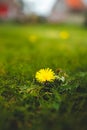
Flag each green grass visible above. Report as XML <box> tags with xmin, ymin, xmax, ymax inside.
<box><xmin>0</xmin><ymin>23</ymin><xmax>87</xmax><ymax>130</ymax></box>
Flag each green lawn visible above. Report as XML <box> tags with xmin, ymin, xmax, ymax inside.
<box><xmin>0</xmin><ymin>23</ymin><xmax>87</xmax><ymax>130</ymax></box>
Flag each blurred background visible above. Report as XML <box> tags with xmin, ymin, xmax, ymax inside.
<box><xmin>0</xmin><ymin>0</ymin><xmax>87</xmax><ymax>25</ymax></box>
<box><xmin>0</xmin><ymin>1</ymin><xmax>87</xmax><ymax>130</ymax></box>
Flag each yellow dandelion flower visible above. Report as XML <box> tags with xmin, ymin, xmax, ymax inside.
<box><xmin>59</xmin><ymin>31</ymin><xmax>69</xmax><ymax>39</ymax></box>
<box><xmin>35</xmin><ymin>68</ymin><xmax>56</xmax><ymax>83</ymax></box>
<box><xmin>29</xmin><ymin>35</ymin><xmax>37</xmax><ymax>42</ymax></box>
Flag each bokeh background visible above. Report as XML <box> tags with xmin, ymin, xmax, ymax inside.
<box><xmin>0</xmin><ymin>0</ymin><xmax>87</xmax><ymax>130</ymax></box>
<box><xmin>0</xmin><ymin>0</ymin><xmax>87</xmax><ymax>24</ymax></box>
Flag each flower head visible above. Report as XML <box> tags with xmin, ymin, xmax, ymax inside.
<box><xmin>60</xmin><ymin>31</ymin><xmax>69</xmax><ymax>39</ymax></box>
<box><xmin>35</xmin><ymin>68</ymin><xmax>56</xmax><ymax>83</ymax></box>
<box><xmin>29</xmin><ymin>35</ymin><xmax>37</xmax><ymax>42</ymax></box>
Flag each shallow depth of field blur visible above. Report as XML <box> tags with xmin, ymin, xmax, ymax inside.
<box><xmin>0</xmin><ymin>0</ymin><xmax>87</xmax><ymax>130</ymax></box>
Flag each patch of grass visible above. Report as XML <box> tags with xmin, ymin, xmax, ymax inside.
<box><xmin>0</xmin><ymin>23</ymin><xmax>87</xmax><ymax>130</ymax></box>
